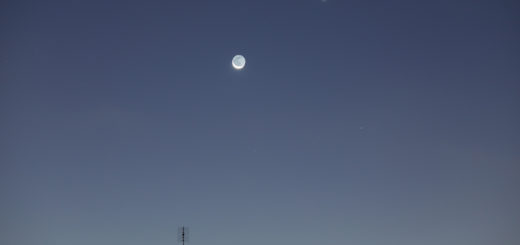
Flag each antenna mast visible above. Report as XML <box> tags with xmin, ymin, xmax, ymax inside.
<box><xmin>178</xmin><ymin>226</ymin><xmax>189</xmax><ymax>245</ymax></box>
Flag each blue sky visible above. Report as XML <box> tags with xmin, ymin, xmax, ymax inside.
<box><xmin>1</xmin><ymin>0</ymin><xmax>519</xmax><ymax>244</ymax></box>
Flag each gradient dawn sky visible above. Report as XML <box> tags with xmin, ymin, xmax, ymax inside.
<box><xmin>1</xmin><ymin>0</ymin><xmax>519</xmax><ymax>244</ymax></box>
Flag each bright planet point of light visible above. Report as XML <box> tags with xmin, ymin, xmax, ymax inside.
<box><xmin>232</xmin><ymin>55</ymin><xmax>246</xmax><ymax>70</ymax></box>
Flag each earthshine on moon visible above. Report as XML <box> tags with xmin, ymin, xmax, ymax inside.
<box><xmin>232</xmin><ymin>55</ymin><xmax>246</xmax><ymax>70</ymax></box>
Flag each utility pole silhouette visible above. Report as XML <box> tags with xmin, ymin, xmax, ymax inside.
<box><xmin>177</xmin><ymin>226</ymin><xmax>189</xmax><ymax>245</ymax></box>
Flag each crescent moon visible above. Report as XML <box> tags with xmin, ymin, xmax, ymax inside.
<box><xmin>232</xmin><ymin>55</ymin><xmax>246</xmax><ymax>70</ymax></box>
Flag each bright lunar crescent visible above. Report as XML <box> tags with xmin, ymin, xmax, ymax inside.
<box><xmin>232</xmin><ymin>55</ymin><xmax>246</xmax><ymax>70</ymax></box>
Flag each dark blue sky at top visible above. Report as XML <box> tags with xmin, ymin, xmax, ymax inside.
<box><xmin>1</xmin><ymin>0</ymin><xmax>519</xmax><ymax>244</ymax></box>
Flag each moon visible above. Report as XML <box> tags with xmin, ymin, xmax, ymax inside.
<box><xmin>232</xmin><ymin>55</ymin><xmax>246</xmax><ymax>70</ymax></box>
